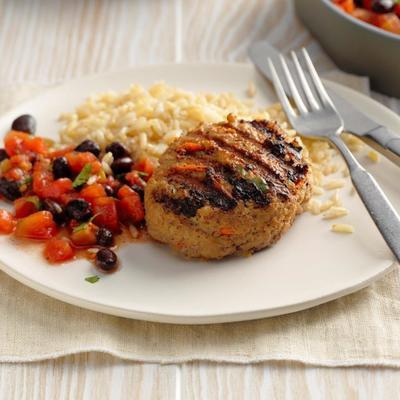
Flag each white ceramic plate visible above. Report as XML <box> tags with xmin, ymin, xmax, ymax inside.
<box><xmin>0</xmin><ymin>64</ymin><xmax>398</xmax><ymax>324</ymax></box>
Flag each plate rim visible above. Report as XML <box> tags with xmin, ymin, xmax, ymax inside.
<box><xmin>0</xmin><ymin>62</ymin><xmax>399</xmax><ymax>324</ymax></box>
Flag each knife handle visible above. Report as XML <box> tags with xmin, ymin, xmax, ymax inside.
<box><xmin>360</xmin><ymin>126</ymin><xmax>400</xmax><ymax>167</ymax></box>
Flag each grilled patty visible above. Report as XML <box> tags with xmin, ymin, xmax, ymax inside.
<box><xmin>145</xmin><ymin>114</ymin><xmax>312</xmax><ymax>259</ymax></box>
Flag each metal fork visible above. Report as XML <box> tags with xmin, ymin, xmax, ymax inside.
<box><xmin>268</xmin><ymin>49</ymin><xmax>400</xmax><ymax>262</ymax></box>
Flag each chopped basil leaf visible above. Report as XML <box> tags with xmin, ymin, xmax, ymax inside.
<box><xmin>251</xmin><ymin>176</ymin><xmax>268</xmax><ymax>193</ymax></box>
<box><xmin>73</xmin><ymin>164</ymin><xmax>92</xmax><ymax>188</ymax></box>
<box><xmin>85</xmin><ymin>275</ymin><xmax>100</xmax><ymax>284</ymax></box>
<box><xmin>137</xmin><ymin>171</ymin><xmax>148</xmax><ymax>177</ymax></box>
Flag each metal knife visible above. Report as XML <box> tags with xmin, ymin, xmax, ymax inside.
<box><xmin>249</xmin><ymin>41</ymin><xmax>400</xmax><ymax>166</ymax></box>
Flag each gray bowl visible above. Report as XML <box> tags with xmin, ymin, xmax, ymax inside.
<box><xmin>295</xmin><ymin>0</ymin><xmax>400</xmax><ymax>98</ymax></box>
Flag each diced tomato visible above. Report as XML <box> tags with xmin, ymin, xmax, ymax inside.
<box><xmin>118</xmin><ymin>192</ymin><xmax>144</xmax><ymax>225</ymax></box>
<box><xmin>124</xmin><ymin>171</ymin><xmax>146</xmax><ymax>188</ymax></box>
<box><xmin>4</xmin><ymin>130</ymin><xmax>48</xmax><ymax>156</ymax></box>
<box><xmin>395</xmin><ymin>4</ymin><xmax>400</xmax><ymax>18</ymax></box>
<box><xmin>117</xmin><ymin>185</ymin><xmax>136</xmax><ymax>199</ymax></box>
<box><xmin>44</xmin><ymin>237</ymin><xmax>75</xmax><ymax>263</ymax></box>
<box><xmin>14</xmin><ymin>196</ymin><xmax>40</xmax><ymax>218</ymax></box>
<box><xmin>361</xmin><ymin>0</ymin><xmax>373</xmax><ymax>10</ymax></box>
<box><xmin>32</xmin><ymin>157</ymin><xmax>73</xmax><ymax>199</ymax></box>
<box><xmin>9</xmin><ymin>154</ymin><xmax>32</xmax><ymax>172</ymax></box>
<box><xmin>70</xmin><ymin>222</ymin><xmax>98</xmax><ymax>247</ymax></box>
<box><xmin>0</xmin><ymin>209</ymin><xmax>16</xmax><ymax>234</ymax></box>
<box><xmin>133</xmin><ymin>157</ymin><xmax>154</xmax><ymax>181</ymax></box>
<box><xmin>48</xmin><ymin>145</ymin><xmax>75</xmax><ymax>159</ymax></box>
<box><xmin>35</xmin><ymin>177</ymin><xmax>73</xmax><ymax>200</ymax></box>
<box><xmin>333</xmin><ymin>0</ymin><xmax>355</xmax><ymax>13</ymax></box>
<box><xmin>29</xmin><ymin>137</ymin><xmax>48</xmax><ymax>154</ymax></box>
<box><xmin>65</xmin><ymin>151</ymin><xmax>102</xmax><ymax>174</ymax></box>
<box><xmin>352</xmin><ymin>7</ymin><xmax>375</xmax><ymax>23</ymax></box>
<box><xmin>80</xmin><ymin>184</ymin><xmax>106</xmax><ymax>203</ymax></box>
<box><xmin>92</xmin><ymin>196</ymin><xmax>120</xmax><ymax>232</ymax></box>
<box><xmin>373</xmin><ymin>13</ymin><xmax>400</xmax><ymax>34</ymax></box>
<box><xmin>4</xmin><ymin>167</ymin><xmax>25</xmax><ymax>181</ymax></box>
<box><xmin>15</xmin><ymin>211</ymin><xmax>57</xmax><ymax>240</ymax></box>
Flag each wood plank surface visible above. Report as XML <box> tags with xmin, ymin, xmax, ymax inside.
<box><xmin>0</xmin><ymin>0</ymin><xmax>399</xmax><ymax>399</ymax></box>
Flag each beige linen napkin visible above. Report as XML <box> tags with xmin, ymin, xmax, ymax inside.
<box><xmin>1</xmin><ymin>75</ymin><xmax>400</xmax><ymax>366</ymax></box>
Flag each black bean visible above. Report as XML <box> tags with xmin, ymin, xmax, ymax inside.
<box><xmin>130</xmin><ymin>184</ymin><xmax>144</xmax><ymax>201</ymax></box>
<box><xmin>105</xmin><ymin>142</ymin><xmax>131</xmax><ymax>159</ymax></box>
<box><xmin>0</xmin><ymin>178</ymin><xmax>21</xmax><ymax>201</ymax></box>
<box><xmin>96</xmin><ymin>228</ymin><xmax>114</xmax><ymax>247</ymax></box>
<box><xmin>95</xmin><ymin>248</ymin><xmax>118</xmax><ymax>272</ymax></box>
<box><xmin>371</xmin><ymin>0</ymin><xmax>394</xmax><ymax>13</ymax></box>
<box><xmin>11</xmin><ymin>114</ymin><xmax>36</xmax><ymax>134</ymax></box>
<box><xmin>42</xmin><ymin>199</ymin><xmax>67</xmax><ymax>225</ymax></box>
<box><xmin>111</xmin><ymin>157</ymin><xmax>134</xmax><ymax>175</ymax></box>
<box><xmin>65</xmin><ymin>199</ymin><xmax>92</xmax><ymax>222</ymax></box>
<box><xmin>104</xmin><ymin>184</ymin><xmax>115</xmax><ymax>197</ymax></box>
<box><xmin>52</xmin><ymin>157</ymin><xmax>71</xmax><ymax>179</ymax></box>
<box><xmin>75</xmin><ymin>140</ymin><xmax>101</xmax><ymax>157</ymax></box>
<box><xmin>0</xmin><ymin>149</ymin><xmax>9</xmax><ymax>163</ymax></box>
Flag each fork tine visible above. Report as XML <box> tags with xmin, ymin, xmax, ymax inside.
<box><xmin>279</xmin><ymin>55</ymin><xmax>308</xmax><ymax>115</ymax></box>
<box><xmin>267</xmin><ymin>58</ymin><xmax>296</xmax><ymax>119</ymax></box>
<box><xmin>301</xmin><ymin>48</ymin><xmax>332</xmax><ymax>107</ymax></box>
<box><xmin>290</xmin><ymin>51</ymin><xmax>320</xmax><ymax>111</ymax></box>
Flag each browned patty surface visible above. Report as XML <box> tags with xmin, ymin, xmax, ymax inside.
<box><xmin>145</xmin><ymin>115</ymin><xmax>312</xmax><ymax>259</ymax></box>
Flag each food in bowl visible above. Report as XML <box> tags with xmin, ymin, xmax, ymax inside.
<box><xmin>333</xmin><ymin>0</ymin><xmax>400</xmax><ymax>34</ymax></box>
<box><xmin>145</xmin><ymin>115</ymin><xmax>312</xmax><ymax>259</ymax></box>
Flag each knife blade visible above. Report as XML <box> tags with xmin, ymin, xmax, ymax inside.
<box><xmin>248</xmin><ymin>41</ymin><xmax>400</xmax><ymax>166</ymax></box>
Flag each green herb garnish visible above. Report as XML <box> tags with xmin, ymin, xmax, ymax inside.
<box><xmin>20</xmin><ymin>176</ymin><xmax>33</xmax><ymax>186</ymax></box>
<box><xmin>85</xmin><ymin>275</ymin><xmax>100</xmax><ymax>284</ymax></box>
<box><xmin>24</xmin><ymin>196</ymin><xmax>41</xmax><ymax>210</ymax></box>
<box><xmin>73</xmin><ymin>164</ymin><xmax>92</xmax><ymax>188</ymax></box>
<box><xmin>137</xmin><ymin>171</ymin><xmax>148</xmax><ymax>177</ymax></box>
<box><xmin>72</xmin><ymin>213</ymin><xmax>100</xmax><ymax>233</ymax></box>
<box><xmin>251</xmin><ymin>176</ymin><xmax>268</xmax><ymax>193</ymax></box>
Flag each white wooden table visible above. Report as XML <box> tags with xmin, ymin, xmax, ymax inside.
<box><xmin>1</xmin><ymin>1</ymin><xmax>399</xmax><ymax>398</ymax></box>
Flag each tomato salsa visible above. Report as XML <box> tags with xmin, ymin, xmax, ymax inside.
<box><xmin>0</xmin><ymin>114</ymin><xmax>154</xmax><ymax>274</ymax></box>
<box><xmin>333</xmin><ymin>0</ymin><xmax>400</xmax><ymax>34</ymax></box>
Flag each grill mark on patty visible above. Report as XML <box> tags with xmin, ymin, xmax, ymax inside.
<box><xmin>192</xmin><ymin>128</ymin><xmax>293</xmax><ymax>196</ymax></box>
<box><xmin>154</xmin><ymin>119</ymin><xmax>309</xmax><ymax>218</ymax></box>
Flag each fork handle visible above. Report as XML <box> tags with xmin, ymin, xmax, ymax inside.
<box><xmin>330</xmin><ymin>134</ymin><xmax>400</xmax><ymax>262</ymax></box>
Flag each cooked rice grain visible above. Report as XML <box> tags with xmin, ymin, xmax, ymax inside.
<box><xmin>331</xmin><ymin>224</ymin><xmax>354</xmax><ymax>234</ymax></box>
